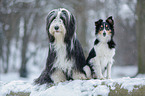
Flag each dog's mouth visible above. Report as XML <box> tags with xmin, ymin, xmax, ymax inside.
<box><xmin>56</xmin><ymin>30</ymin><xmax>59</xmax><ymax>33</ymax></box>
<box><xmin>52</xmin><ymin>30</ymin><xmax>62</xmax><ymax>35</ymax></box>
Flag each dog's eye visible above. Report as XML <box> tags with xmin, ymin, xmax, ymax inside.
<box><xmin>105</xmin><ymin>26</ymin><xmax>109</xmax><ymax>30</ymax></box>
<box><xmin>100</xmin><ymin>25</ymin><xmax>104</xmax><ymax>30</ymax></box>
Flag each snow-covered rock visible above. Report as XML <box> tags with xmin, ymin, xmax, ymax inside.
<box><xmin>1</xmin><ymin>77</ymin><xmax>145</xmax><ymax>96</ymax></box>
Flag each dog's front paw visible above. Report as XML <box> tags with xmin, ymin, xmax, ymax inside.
<box><xmin>100</xmin><ymin>77</ymin><xmax>105</xmax><ymax>80</ymax></box>
<box><xmin>53</xmin><ymin>78</ymin><xmax>66</xmax><ymax>84</ymax></box>
<box><xmin>98</xmin><ymin>75</ymin><xmax>105</xmax><ymax>80</ymax></box>
<box><xmin>106</xmin><ymin>76</ymin><xmax>111</xmax><ymax>79</ymax></box>
<box><xmin>80</xmin><ymin>75</ymin><xmax>87</xmax><ymax>80</ymax></box>
<box><xmin>83</xmin><ymin>65</ymin><xmax>92</xmax><ymax>79</ymax></box>
<box><xmin>72</xmin><ymin>71</ymin><xmax>87</xmax><ymax>80</ymax></box>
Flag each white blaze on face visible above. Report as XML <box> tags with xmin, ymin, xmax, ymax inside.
<box><xmin>49</xmin><ymin>9</ymin><xmax>66</xmax><ymax>43</ymax></box>
<box><xmin>97</xmin><ymin>23</ymin><xmax>112</xmax><ymax>42</ymax></box>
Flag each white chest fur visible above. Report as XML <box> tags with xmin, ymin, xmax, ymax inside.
<box><xmin>53</xmin><ymin>41</ymin><xmax>74</xmax><ymax>76</ymax></box>
<box><xmin>94</xmin><ymin>43</ymin><xmax>115</xmax><ymax>58</ymax></box>
<box><xmin>92</xmin><ymin>42</ymin><xmax>115</xmax><ymax>70</ymax></box>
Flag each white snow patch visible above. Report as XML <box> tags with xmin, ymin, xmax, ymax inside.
<box><xmin>136</xmin><ymin>74</ymin><xmax>145</xmax><ymax>78</ymax></box>
<box><xmin>1</xmin><ymin>78</ymin><xmax>145</xmax><ymax>96</ymax></box>
<box><xmin>91</xmin><ymin>85</ymin><xmax>109</xmax><ymax>96</ymax></box>
<box><xmin>112</xmin><ymin>66</ymin><xmax>138</xmax><ymax>78</ymax></box>
<box><xmin>30</xmin><ymin>80</ymin><xmax>108</xmax><ymax>96</ymax></box>
<box><xmin>1</xmin><ymin>80</ymin><xmax>32</xmax><ymax>96</ymax></box>
<box><xmin>119</xmin><ymin>4</ymin><xmax>133</xmax><ymax>20</ymax></box>
<box><xmin>111</xmin><ymin>77</ymin><xmax>145</xmax><ymax>92</ymax></box>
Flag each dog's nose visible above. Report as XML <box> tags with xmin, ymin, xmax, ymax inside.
<box><xmin>54</xmin><ymin>26</ymin><xmax>59</xmax><ymax>30</ymax></box>
<box><xmin>103</xmin><ymin>32</ymin><xmax>106</xmax><ymax>37</ymax></box>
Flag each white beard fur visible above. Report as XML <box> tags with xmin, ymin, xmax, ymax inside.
<box><xmin>52</xmin><ymin>33</ymin><xmax>74</xmax><ymax>76</ymax></box>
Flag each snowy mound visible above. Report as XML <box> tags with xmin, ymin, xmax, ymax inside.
<box><xmin>1</xmin><ymin>77</ymin><xmax>145</xmax><ymax>96</ymax></box>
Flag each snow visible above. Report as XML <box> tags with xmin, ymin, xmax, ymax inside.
<box><xmin>1</xmin><ymin>80</ymin><xmax>32</xmax><ymax>96</ymax></box>
<box><xmin>0</xmin><ymin>64</ymin><xmax>144</xmax><ymax>96</ymax></box>
<box><xmin>119</xmin><ymin>4</ymin><xmax>133</xmax><ymax>20</ymax></box>
<box><xmin>104</xmin><ymin>77</ymin><xmax>145</xmax><ymax>92</ymax></box>
<box><xmin>1</xmin><ymin>65</ymin><xmax>143</xmax><ymax>95</ymax></box>
<box><xmin>1</xmin><ymin>78</ymin><xmax>145</xmax><ymax>96</ymax></box>
<box><xmin>91</xmin><ymin>85</ymin><xmax>109</xmax><ymax>96</ymax></box>
<box><xmin>111</xmin><ymin>66</ymin><xmax>138</xmax><ymax>78</ymax></box>
<box><xmin>0</xmin><ymin>79</ymin><xmax>111</xmax><ymax>96</ymax></box>
<box><xmin>136</xmin><ymin>74</ymin><xmax>145</xmax><ymax>78</ymax></box>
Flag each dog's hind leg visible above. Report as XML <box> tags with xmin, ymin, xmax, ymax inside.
<box><xmin>50</xmin><ymin>69</ymin><xmax>66</xmax><ymax>84</ymax></box>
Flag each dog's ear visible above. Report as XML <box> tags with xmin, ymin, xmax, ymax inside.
<box><xmin>95</xmin><ymin>19</ymin><xmax>103</xmax><ymax>35</ymax></box>
<box><xmin>64</xmin><ymin>13</ymin><xmax>76</xmax><ymax>43</ymax></box>
<box><xmin>46</xmin><ymin>11</ymin><xmax>56</xmax><ymax>43</ymax></box>
<box><xmin>106</xmin><ymin>16</ymin><xmax>114</xmax><ymax>26</ymax></box>
<box><xmin>95</xmin><ymin>19</ymin><xmax>103</xmax><ymax>26</ymax></box>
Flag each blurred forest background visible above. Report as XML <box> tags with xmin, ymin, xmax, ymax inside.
<box><xmin>0</xmin><ymin>0</ymin><xmax>145</xmax><ymax>79</ymax></box>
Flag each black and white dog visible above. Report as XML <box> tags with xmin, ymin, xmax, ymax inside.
<box><xmin>35</xmin><ymin>8</ymin><xmax>90</xmax><ymax>84</ymax></box>
<box><xmin>86</xmin><ymin>16</ymin><xmax>115</xmax><ymax>79</ymax></box>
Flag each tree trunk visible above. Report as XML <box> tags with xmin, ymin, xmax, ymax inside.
<box><xmin>136</xmin><ymin>0</ymin><xmax>145</xmax><ymax>74</ymax></box>
<box><xmin>20</xmin><ymin>18</ymin><xmax>29</xmax><ymax>78</ymax></box>
<box><xmin>74</xmin><ymin>0</ymin><xmax>88</xmax><ymax>57</ymax></box>
<box><xmin>20</xmin><ymin>14</ymin><xmax>35</xmax><ymax>77</ymax></box>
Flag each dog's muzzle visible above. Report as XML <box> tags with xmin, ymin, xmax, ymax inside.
<box><xmin>54</xmin><ymin>26</ymin><xmax>59</xmax><ymax>30</ymax></box>
<box><xmin>103</xmin><ymin>32</ymin><xmax>106</xmax><ymax>37</ymax></box>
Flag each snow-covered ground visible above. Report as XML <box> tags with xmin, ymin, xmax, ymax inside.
<box><xmin>1</xmin><ymin>65</ymin><xmax>145</xmax><ymax>96</ymax></box>
<box><xmin>0</xmin><ymin>65</ymin><xmax>142</xmax><ymax>83</ymax></box>
<box><xmin>1</xmin><ymin>77</ymin><xmax>145</xmax><ymax>96</ymax></box>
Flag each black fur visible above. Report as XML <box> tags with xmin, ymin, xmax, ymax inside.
<box><xmin>34</xmin><ymin>8</ymin><xmax>86</xmax><ymax>85</ymax></box>
<box><xmin>94</xmin><ymin>39</ymin><xmax>100</xmax><ymax>45</ymax></box>
<box><xmin>86</xmin><ymin>39</ymin><xmax>99</xmax><ymax>63</ymax></box>
<box><xmin>64</xmin><ymin>13</ymin><xmax>76</xmax><ymax>43</ymax></box>
<box><xmin>46</xmin><ymin>10</ymin><xmax>57</xmax><ymax>43</ymax></box>
<box><xmin>74</xmin><ymin>39</ymin><xmax>86</xmax><ymax>73</ymax></box>
<box><xmin>107</xmin><ymin>39</ymin><xmax>116</xmax><ymax>49</ymax></box>
<box><xmin>95</xmin><ymin>19</ymin><xmax>103</xmax><ymax>35</ymax></box>
<box><xmin>86</xmin><ymin>48</ymin><xmax>96</xmax><ymax>74</ymax></box>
